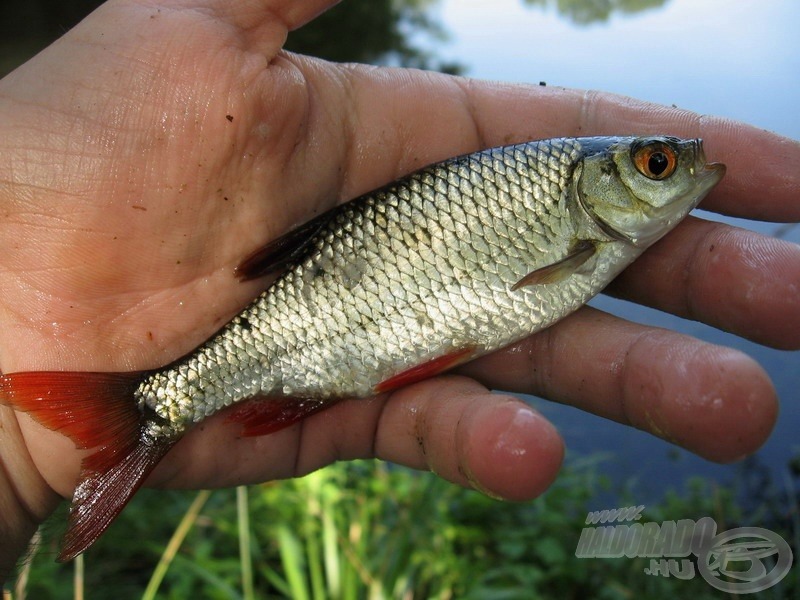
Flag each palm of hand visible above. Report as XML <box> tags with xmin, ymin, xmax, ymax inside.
<box><xmin>1</xmin><ymin>5</ymin><xmax>317</xmax><ymax>364</ymax></box>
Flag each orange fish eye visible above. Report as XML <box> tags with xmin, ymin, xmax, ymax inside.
<box><xmin>632</xmin><ymin>141</ymin><xmax>677</xmax><ymax>180</ymax></box>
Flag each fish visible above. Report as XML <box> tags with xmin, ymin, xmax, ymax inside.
<box><xmin>0</xmin><ymin>135</ymin><xmax>725</xmax><ymax>560</ymax></box>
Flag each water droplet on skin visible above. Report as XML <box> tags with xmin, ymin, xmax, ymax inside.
<box><xmin>253</xmin><ymin>122</ymin><xmax>270</xmax><ymax>139</ymax></box>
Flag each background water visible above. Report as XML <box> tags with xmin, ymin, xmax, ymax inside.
<box><xmin>1</xmin><ymin>0</ymin><xmax>798</xmax><ymax>504</ymax></box>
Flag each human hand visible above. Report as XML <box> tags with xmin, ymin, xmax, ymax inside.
<box><xmin>1</xmin><ymin>0</ymin><xmax>798</xmax><ymax>573</ymax></box>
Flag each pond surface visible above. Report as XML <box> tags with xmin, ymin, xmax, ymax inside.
<box><xmin>421</xmin><ymin>0</ymin><xmax>799</xmax><ymax>502</ymax></box>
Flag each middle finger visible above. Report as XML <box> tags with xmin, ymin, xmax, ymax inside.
<box><xmin>608</xmin><ymin>216</ymin><xmax>800</xmax><ymax>350</ymax></box>
<box><xmin>458</xmin><ymin>306</ymin><xmax>778</xmax><ymax>463</ymax></box>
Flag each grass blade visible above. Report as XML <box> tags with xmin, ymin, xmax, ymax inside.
<box><xmin>321</xmin><ymin>507</ymin><xmax>340</xmax><ymax>598</ymax></box>
<box><xmin>237</xmin><ymin>486</ymin><xmax>255</xmax><ymax>600</ymax></box>
<box><xmin>169</xmin><ymin>553</ymin><xmax>243</xmax><ymax>599</ymax></box>
<box><xmin>73</xmin><ymin>553</ymin><xmax>84</xmax><ymax>600</ymax></box>
<box><xmin>142</xmin><ymin>489</ymin><xmax>212</xmax><ymax>600</ymax></box>
<box><xmin>12</xmin><ymin>529</ymin><xmax>41</xmax><ymax>600</ymax></box>
<box><xmin>277</xmin><ymin>524</ymin><xmax>309</xmax><ymax>600</ymax></box>
<box><xmin>304</xmin><ymin>518</ymin><xmax>324</xmax><ymax>600</ymax></box>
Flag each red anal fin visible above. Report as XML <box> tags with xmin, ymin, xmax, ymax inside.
<box><xmin>235</xmin><ymin>209</ymin><xmax>335</xmax><ymax>281</ymax></box>
<box><xmin>0</xmin><ymin>370</ymin><xmax>177</xmax><ymax>562</ymax></box>
<box><xmin>374</xmin><ymin>347</ymin><xmax>476</xmax><ymax>394</ymax></box>
<box><xmin>225</xmin><ymin>396</ymin><xmax>332</xmax><ymax>437</ymax></box>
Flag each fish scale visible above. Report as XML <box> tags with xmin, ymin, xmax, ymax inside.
<box><xmin>0</xmin><ymin>135</ymin><xmax>725</xmax><ymax>561</ymax></box>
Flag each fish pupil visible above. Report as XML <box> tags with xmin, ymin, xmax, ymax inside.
<box><xmin>648</xmin><ymin>152</ymin><xmax>669</xmax><ymax>176</ymax></box>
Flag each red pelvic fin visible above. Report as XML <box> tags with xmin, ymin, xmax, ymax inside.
<box><xmin>374</xmin><ymin>347</ymin><xmax>476</xmax><ymax>394</ymax></box>
<box><xmin>235</xmin><ymin>209</ymin><xmax>334</xmax><ymax>281</ymax></box>
<box><xmin>225</xmin><ymin>396</ymin><xmax>331</xmax><ymax>437</ymax></box>
<box><xmin>0</xmin><ymin>370</ymin><xmax>175</xmax><ymax>562</ymax></box>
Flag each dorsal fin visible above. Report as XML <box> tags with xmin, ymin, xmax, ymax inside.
<box><xmin>235</xmin><ymin>209</ymin><xmax>334</xmax><ymax>281</ymax></box>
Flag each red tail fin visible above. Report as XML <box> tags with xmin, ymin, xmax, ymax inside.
<box><xmin>0</xmin><ymin>371</ymin><xmax>175</xmax><ymax>561</ymax></box>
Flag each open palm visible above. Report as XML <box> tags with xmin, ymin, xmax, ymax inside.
<box><xmin>1</xmin><ymin>0</ymin><xmax>799</xmax><ymax>571</ymax></box>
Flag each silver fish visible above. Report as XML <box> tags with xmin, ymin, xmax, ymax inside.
<box><xmin>0</xmin><ymin>135</ymin><xmax>724</xmax><ymax>560</ymax></box>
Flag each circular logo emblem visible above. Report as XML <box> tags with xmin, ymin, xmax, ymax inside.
<box><xmin>697</xmin><ymin>527</ymin><xmax>793</xmax><ymax>594</ymax></box>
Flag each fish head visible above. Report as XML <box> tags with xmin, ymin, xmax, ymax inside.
<box><xmin>576</xmin><ymin>136</ymin><xmax>725</xmax><ymax>247</ymax></box>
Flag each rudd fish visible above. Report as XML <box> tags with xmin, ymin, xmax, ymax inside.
<box><xmin>0</xmin><ymin>135</ymin><xmax>724</xmax><ymax>560</ymax></box>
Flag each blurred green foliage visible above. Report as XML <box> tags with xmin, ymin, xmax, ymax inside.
<box><xmin>282</xmin><ymin>0</ymin><xmax>461</xmax><ymax>73</ymax></box>
<box><xmin>13</xmin><ymin>455</ymin><xmax>799</xmax><ymax>599</ymax></box>
<box><xmin>521</xmin><ymin>0</ymin><xmax>669</xmax><ymax>25</ymax></box>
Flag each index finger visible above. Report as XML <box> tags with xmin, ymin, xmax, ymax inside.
<box><xmin>309</xmin><ymin>65</ymin><xmax>799</xmax><ymax>222</ymax></box>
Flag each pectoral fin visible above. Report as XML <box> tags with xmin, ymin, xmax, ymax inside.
<box><xmin>511</xmin><ymin>240</ymin><xmax>596</xmax><ymax>290</ymax></box>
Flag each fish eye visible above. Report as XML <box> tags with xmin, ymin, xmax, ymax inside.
<box><xmin>632</xmin><ymin>141</ymin><xmax>677</xmax><ymax>180</ymax></box>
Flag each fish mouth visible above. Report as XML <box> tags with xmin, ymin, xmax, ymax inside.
<box><xmin>689</xmin><ymin>157</ymin><xmax>726</xmax><ymax>209</ymax></box>
<box><xmin>692</xmin><ymin>138</ymin><xmax>726</xmax><ymax>190</ymax></box>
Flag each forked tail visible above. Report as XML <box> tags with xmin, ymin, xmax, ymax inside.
<box><xmin>0</xmin><ymin>371</ymin><xmax>175</xmax><ymax>561</ymax></box>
